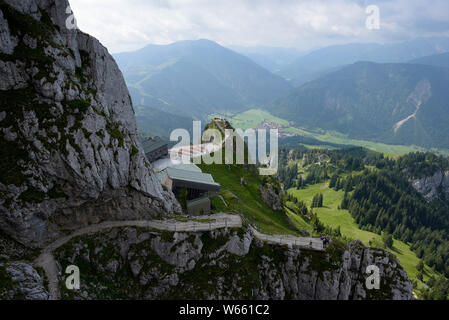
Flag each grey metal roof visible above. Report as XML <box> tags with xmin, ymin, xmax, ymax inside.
<box><xmin>171</xmin><ymin>163</ymin><xmax>202</xmax><ymax>173</ymax></box>
<box><xmin>142</xmin><ymin>137</ymin><xmax>168</xmax><ymax>154</ymax></box>
<box><xmin>166</xmin><ymin>167</ymin><xmax>220</xmax><ymax>192</ymax></box>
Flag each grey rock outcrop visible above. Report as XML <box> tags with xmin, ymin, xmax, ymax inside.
<box><xmin>259</xmin><ymin>185</ymin><xmax>282</xmax><ymax>211</ymax></box>
<box><xmin>0</xmin><ymin>261</ymin><xmax>50</xmax><ymax>300</ymax></box>
<box><xmin>411</xmin><ymin>170</ymin><xmax>449</xmax><ymax>201</ymax></box>
<box><xmin>0</xmin><ymin>0</ymin><xmax>181</xmax><ymax>247</ymax></box>
<box><xmin>54</xmin><ymin>227</ymin><xmax>414</xmax><ymax>300</ymax></box>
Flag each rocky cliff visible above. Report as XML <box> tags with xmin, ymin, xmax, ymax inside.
<box><xmin>0</xmin><ymin>0</ymin><xmax>181</xmax><ymax>247</ymax></box>
<box><xmin>259</xmin><ymin>185</ymin><xmax>282</xmax><ymax>211</ymax></box>
<box><xmin>411</xmin><ymin>170</ymin><xmax>449</xmax><ymax>202</ymax></box>
<box><xmin>50</xmin><ymin>226</ymin><xmax>413</xmax><ymax>300</ymax></box>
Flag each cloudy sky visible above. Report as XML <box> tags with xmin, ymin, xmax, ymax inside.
<box><xmin>69</xmin><ymin>0</ymin><xmax>449</xmax><ymax>53</ymax></box>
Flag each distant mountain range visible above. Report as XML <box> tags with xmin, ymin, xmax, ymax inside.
<box><xmin>114</xmin><ymin>40</ymin><xmax>292</xmax><ymax>121</ymax></box>
<box><xmin>410</xmin><ymin>52</ymin><xmax>449</xmax><ymax>69</ymax></box>
<box><xmin>270</xmin><ymin>60</ymin><xmax>449</xmax><ymax>149</ymax></box>
<box><xmin>277</xmin><ymin>37</ymin><xmax>449</xmax><ymax>86</ymax></box>
<box><xmin>115</xmin><ymin>38</ymin><xmax>449</xmax><ymax>150</ymax></box>
<box><xmin>228</xmin><ymin>45</ymin><xmax>304</xmax><ymax>73</ymax></box>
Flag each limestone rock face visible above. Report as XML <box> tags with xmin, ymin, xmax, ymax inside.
<box><xmin>259</xmin><ymin>185</ymin><xmax>282</xmax><ymax>211</ymax></box>
<box><xmin>0</xmin><ymin>0</ymin><xmax>181</xmax><ymax>247</ymax></box>
<box><xmin>411</xmin><ymin>170</ymin><xmax>449</xmax><ymax>202</ymax></box>
<box><xmin>54</xmin><ymin>228</ymin><xmax>414</xmax><ymax>300</ymax></box>
<box><xmin>0</xmin><ymin>261</ymin><xmax>50</xmax><ymax>300</ymax></box>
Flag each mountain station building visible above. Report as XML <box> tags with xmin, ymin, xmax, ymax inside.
<box><xmin>157</xmin><ymin>163</ymin><xmax>221</xmax><ymax>215</ymax></box>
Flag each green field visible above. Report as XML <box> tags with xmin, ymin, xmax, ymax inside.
<box><xmin>284</xmin><ymin>127</ymin><xmax>429</xmax><ymax>156</ymax></box>
<box><xmin>229</xmin><ymin>109</ymin><xmax>290</xmax><ymax>130</ymax></box>
<box><xmin>288</xmin><ymin>182</ymin><xmax>440</xmax><ymax>288</ymax></box>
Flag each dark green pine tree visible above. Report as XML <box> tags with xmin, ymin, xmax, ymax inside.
<box><xmin>296</xmin><ymin>176</ymin><xmax>303</xmax><ymax>190</ymax></box>
<box><xmin>341</xmin><ymin>191</ymin><xmax>350</xmax><ymax>210</ymax></box>
<box><xmin>382</xmin><ymin>232</ymin><xmax>394</xmax><ymax>249</ymax></box>
<box><xmin>329</xmin><ymin>174</ymin><xmax>338</xmax><ymax>189</ymax></box>
<box><xmin>335</xmin><ymin>178</ymin><xmax>341</xmax><ymax>191</ymax></box>
<box><xmin>312</xmin><ymin>193</ymin><xmax>324</xmax><ymax>208</ymax></box>
<box><xmin>344</xmin><ymin>176</ymin><xmax>353</xmax><ymax>192</ymax></box>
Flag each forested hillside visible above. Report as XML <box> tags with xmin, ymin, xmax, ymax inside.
<box><xmin>272</xmin><ymin>62</ymin><xmax>449</xmax><ymax>149</ymax></box>
<box><xmin>278</xmin><ymin>147</ymin><xmax>449</xmax><ymax>299</ymax></box>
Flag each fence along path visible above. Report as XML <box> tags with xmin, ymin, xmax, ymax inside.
<box><xmin>249</xmin><ymin>226</ymin><xmax>324</xmax><ymax>251</ymax></box>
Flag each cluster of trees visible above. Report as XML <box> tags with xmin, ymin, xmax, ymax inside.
<box><xmin>310</xmin><ymin>211</ymin><xmax>345</xmax><ymax>240</ymax></box>
<box><xmin>420</xmin><ymin>276</ymin><xmax>449</xmax><ymax>300</ymax></box>
<box><xmin>277</xmin><ymin>163</ymin><xmax>298</xmax><ymax>189</ymax></box>
<box><xmin>283</xmin><ymin>193</ymin><xmax>344</xmax><ymax>240</ymax></box>
<box><xmin>382</xmin><ymin>232</ymin><xmax>394</xmax><ymax>249</ymax></box>
<box><xmin>395</xmin><ymin>152</ymin><xmax>449</xmax><ymax>179</ymax></box>
<box><xmin>283</xmin><ymin>194</ymin><xmax>309</xmax><ymax>216</ymax></box>
<box><xmin>329</xmin><ymin>174</ymin><xmax>355</xmax><ymax>192</ymax></box>
<box><xmin>311</xmin><ymin>193</ymin><xmax>324</xmax><ymax>208</ymax></box>
<box><xmin>278</xmin><ymin>147</ymin><xmax>373</xmax><ymax>192</ymax></box>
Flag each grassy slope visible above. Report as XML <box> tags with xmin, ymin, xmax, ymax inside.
<box><xmin>288</xmin><ymin>182</ymin><xmax>440</xmax><ymax>288</ymax></box>
<box><xmin>199</xmin><ymin>162</ymin><xmax>298</xmax><ymax>236</ymax></box>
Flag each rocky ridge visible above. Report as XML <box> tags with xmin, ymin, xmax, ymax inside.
<box><xmin>52</xmin><ymin>226</ymin><xmax>413</xmax><ymax>300</ymax></box>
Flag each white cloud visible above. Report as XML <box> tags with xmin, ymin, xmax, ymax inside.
<box><xmin>68</xmin><ymin>0</ymin><xmax>449</xmax><ymax>53</ymax></box>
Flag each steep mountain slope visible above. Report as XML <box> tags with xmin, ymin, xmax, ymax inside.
<box><xmin>0</xmin><ymin>0</ymin><xmax>180</xmax><ymax>248</ymax></box>
<box><xmin>135</xmin><ymin>106</ymin><xmax>194</xmax><ymax>139</ymax></box>
<box><xmin>410</xmin><ymin>52</ymin><xmax>449</xmax><ymax>69</ymax></box>
<box><xmin>279</xmin><ymin>38</ymin><xmax>449</xmax><ymax>86</ymax></box>
<box><xmin>114</xmin><ymin>40</ymin><xmax>292</xmax><ymax>119</ymax></box>
<box><xmin>272</xmin><ymin>61</ymin><xmax>449</xmax><ymax>149</ymax></box>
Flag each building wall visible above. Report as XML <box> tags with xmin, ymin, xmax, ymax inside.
<box><xmin>187</xmin><ymin>198</ymin><xmax>211</xmax><ymax>216</ymax></box>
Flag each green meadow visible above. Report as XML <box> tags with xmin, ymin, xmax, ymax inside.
<box><xmin>288</xmin><ymin>182</ymin><xmax>440</xmax><ymax>288</ymax></box>
<box><xmin>229</xmin><ymin>109</ymin><xmax>290</xmax><ymax>130</ymax></box>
